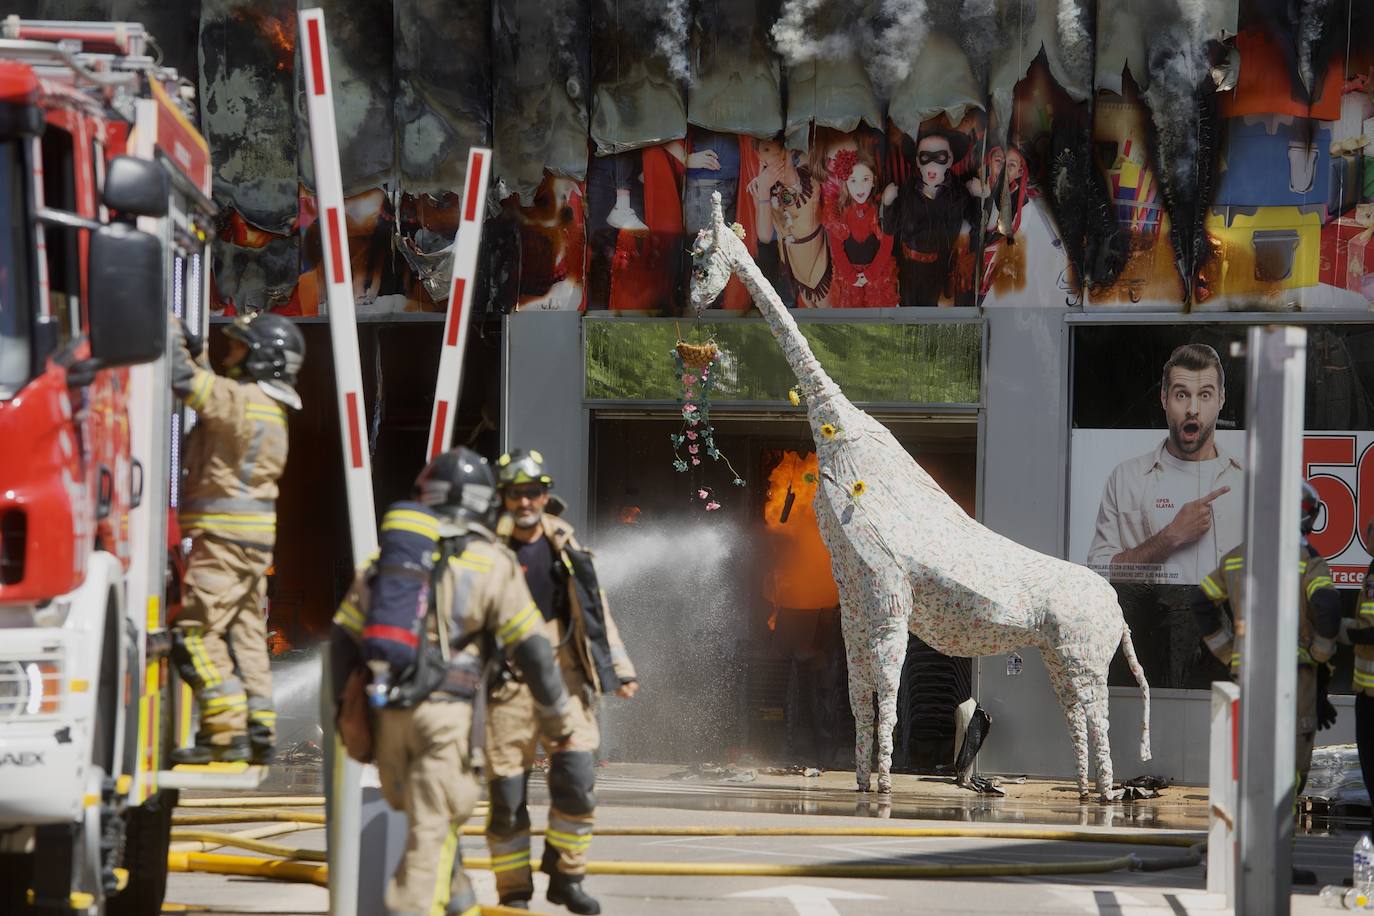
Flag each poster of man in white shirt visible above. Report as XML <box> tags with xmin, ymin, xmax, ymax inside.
<box><xmin>1080</xmin><ymin>343</ymin><xmax>1246</xmax><ymax>586</ymax></box>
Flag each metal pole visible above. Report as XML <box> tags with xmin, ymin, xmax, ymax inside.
<box><xmin>1236</xmin><ymin>325</ymin><xmax>1307</xmax><ymax>916</ymax></box>
<box><xmin>298</xmin><ymin>11</ymin><xmax>379</xmax><ymax>916</ymax></box>
<box><xmin>426</xmin><ymin>147</ymin><xmax>492</xmax><ymax>460</ymax></box>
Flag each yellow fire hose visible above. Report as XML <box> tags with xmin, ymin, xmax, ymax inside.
<box><xmin>173</xmin><ymin>809</ymin><xmax>325</xmax><ymax>826</ymax></box>
<box><xmin>165</xmin><ymin>805</ymin><xmax>1206</xmax><ymax>884</ymax></box>
<box><xmin>171</xmin><ymin>822</ymin><xmax>313</xmax><ymax>853</ymax></box>
<box><xmin>177</xmin><ymin>796</ymin><xmax>326</xmax><ymax>808</ymax></box>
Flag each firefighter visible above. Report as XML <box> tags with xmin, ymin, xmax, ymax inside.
<box><xmin>1191</xmin><ymin>483</ymin><xmax>1340</xmax><ymax>848</ymax></box>
<box><xmin>485</xmin><ymin>449</ymin><xmax>638</xmax><ymax>914</ymax></box>
<box><xmin>332</xmin><ymin>447</ymin><xmax>576</xmax><ymax>916</ymax></box>
<box><xmin>168</xmin><ymin>311</ymin><xmax>304</xmax><ymax>765</ymax></box>
<box><xmin>1342</xmin><ymin>516</ymin><xmax>1374</xmax><ymax>845</ymax></box>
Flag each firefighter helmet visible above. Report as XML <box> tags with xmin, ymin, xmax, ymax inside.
<box><xmin>1301</xmin><ymin>481</ymin><xmax>1322</xmax><ymax>535</ymax></box>
<box><xmin>414</xmin><ymin>447</ymin><xmax>500</xmax><ymax>530</ymax></box>
<box><xmin>495</xmin><ymin>449</ymin><xmax>552</xmax><ymax>490</ymax></box>
<box><xmin>224</xmin><ymin>311</ymin><xmax>306</xmax><ymax>390</ymax></box>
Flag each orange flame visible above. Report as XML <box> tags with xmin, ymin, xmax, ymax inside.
<box><xmin>762</xmin><ymin>451</ymin><xmax>838</xmax><ymax>614</ymax></box>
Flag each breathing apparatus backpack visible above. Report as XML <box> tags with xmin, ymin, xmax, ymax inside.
<box><xmin>361</xmin><ymin>501</ymin><xmax>467</xmax><ymax>708</ymax></box>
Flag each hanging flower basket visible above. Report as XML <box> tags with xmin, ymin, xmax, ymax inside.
<box><xmin>675</xmin><ymin>339</ymin><xmax>719</xmax><ymax>372</ymax></box>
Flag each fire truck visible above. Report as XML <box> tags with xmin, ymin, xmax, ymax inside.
<box><xmin>0</xmin><ymin>20</ymin><xmax>234</xmax><ymax>915</ymax></box>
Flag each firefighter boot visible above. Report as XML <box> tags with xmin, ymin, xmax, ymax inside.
<box><xmin>543</xmin><ymin>844</ymin><xmax>600</xmax><ymax>915</ymax></box>
<box><xmin>171</xmin><ymin>734</ymin><xmax>251</xmax><ymax>765</ymax></box>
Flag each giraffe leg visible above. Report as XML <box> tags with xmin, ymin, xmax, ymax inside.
<box><xmin>841</xmin><ymin>609</ymin><xmax>875</xmax><ymax>792</ymax></box>
<box><xmin>1045</xmin><ymin>653</ymin><xmax>1091</xmax><ymax>798</ymax></box>
<box><xmin>871</xmin><ymin>618</ymin><xmax>907</xmax><ymax>795</ymax></box>
<box><xmin>1082</xmin><ymin>670</ymin><xmax>1120</xmax><ymax>801</ymax></box>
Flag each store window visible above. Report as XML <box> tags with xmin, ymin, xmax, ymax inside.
<box><xmin>1071</xmin><ymin>324</ymin><xmax>1374</xmax><ymax>692</ymax></box>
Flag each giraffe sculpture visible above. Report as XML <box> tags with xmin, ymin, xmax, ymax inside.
<box><xmin>688</xmin><ymin>193</ymin><xmax>1150</xmax><ymax>799</ymax></box>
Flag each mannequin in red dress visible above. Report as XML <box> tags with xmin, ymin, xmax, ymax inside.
<box><xmin>823</xmin><ymin>149</ymin><xmax>898</xmax><ymax>309</ymax></box>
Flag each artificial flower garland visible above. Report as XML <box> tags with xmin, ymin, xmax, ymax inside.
<box><xmin>670</xmin><ymin>338</ymin><xmax>744</xmax><ymax>506</ymax></box>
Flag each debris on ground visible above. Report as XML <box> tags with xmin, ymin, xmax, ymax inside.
<box><xmin>759</xmin><ymin>765</ymin><xmax>822</xmax><ymax>777</ymax></box>
<box><xmin>1124</xmin><ymin>775</ymin><xmax>1170</xmax><ymax>791</ymax></box>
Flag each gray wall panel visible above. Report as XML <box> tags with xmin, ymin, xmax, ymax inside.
<box><xmin>502</xmin><ymin>311</ymin><xmax>590</xmax><ymax>532</ymax></box>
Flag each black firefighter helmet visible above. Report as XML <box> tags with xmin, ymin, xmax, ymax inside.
<box><xmin>414</xmin><ymin>447</ymin><xmax>500</xmax><ymax>531</ymax></box>
<box><xmin>1301</xmin><ymin>481</ymin><xmax>1322</xmax><ymax>535</ymax></box>
<box><xmin>495</xmin><ymin>448</ymin><xmax>553</xmax><ymax>490</ymax></box>
<box><xmin>224</xmin><ymin>311</ymin><xmax>306</xmax><ymax>391</ymax></box>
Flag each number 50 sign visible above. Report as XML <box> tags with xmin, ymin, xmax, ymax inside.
<box><xmin>1306</xmin><ymin>433</ymin><xmax>1374</xmax><ymax>587</ymax></box>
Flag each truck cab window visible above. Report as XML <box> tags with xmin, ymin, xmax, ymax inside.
<box><xmin>41</xmin><ymin>126</ymin><xmax>80</xmax><ymax>345</ymax></box>
<box><xmin>0</xmin><ymin>139</ymin><xmax>34</xmax><ymax>398</ymax></box>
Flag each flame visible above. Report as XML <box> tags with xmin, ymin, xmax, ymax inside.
<box><xmin>762</xmin><ymin>451</ymin><xmax>839</xmax><ymax>613</ymax></box>
<box><xmin>235</xmin><ymin>9</ymin><xmax>297</xmax><ymax>73</ymax></box>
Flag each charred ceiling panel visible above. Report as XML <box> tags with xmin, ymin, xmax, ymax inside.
<box><xmin>213</xmin><ymin>234</ymin><xmax>298</xmax><ymax>314</ymax></box>
<box><xmin>988</xmin><ymin>0</ymin><xmax>1091</xmax><ymax>142</ymax></box>
<box><xmin>1096</xmin><ymin>0</ymin><xmax>1237</xmax><ymax>95</ymax></box>
<box><xmin>589</xmin><ymin>0</ymin><xmax>688</xmax><ymax>155</ymax></box>
<box><xmin>887</xmin><ymin>30</ymin><xmax>983</xmax><ymax>140</ymax></box>
<box><xmin>199</xmin><ymin>0</ymin><xmax>299</xmax><ymax>233</ymax></box>
<box><xmin>492</xmin><ymin>0</ymin><xmax>591</xmax><ymax>206</ymax></box>
<box><xmin>395</xmin><ymin>0</ymin><xmax>491</xmax><ymax>196</ymax></box>
<box><xmin>297</xmin><ymin>0</ymin><xmax>394</xmax><ymax>197</ymax></box>
<box><xmin>776</xmin><ymin>0</ymin><xmax>882</xmax><ymax>150</ymax></box>
<box><xmin>689</xmin><ymin>0</ymin><xmax>783</xmax><ymax>138</ymax></box>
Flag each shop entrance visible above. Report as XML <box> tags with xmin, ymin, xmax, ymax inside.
<box><xmin>589</xmin><ymin>412</ymin><xmax>978</xmax><ymax>773</ymax></box>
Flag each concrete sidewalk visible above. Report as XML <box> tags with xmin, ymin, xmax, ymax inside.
<box><xmin>163</xmin><ymin>764</ymin><xmax>1354</xmax><ymax>915</ymax></box>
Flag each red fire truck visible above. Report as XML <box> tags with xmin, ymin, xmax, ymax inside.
<box><xmin>0</xmin><ymin>20</ymin><xmax>225</xmax><ymax>915</ymax></box>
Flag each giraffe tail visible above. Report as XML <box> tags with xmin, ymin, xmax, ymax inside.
<box><xmin>1120</xmin><ymin>624</ymin><xmax>1152</xmax><ymax>761</ymax></box>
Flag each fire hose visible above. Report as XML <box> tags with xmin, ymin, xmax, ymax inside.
<box><xmin>165</xmin><ymin>801</ymin><xmax>1205</xmax><ymax>885</ymax></box>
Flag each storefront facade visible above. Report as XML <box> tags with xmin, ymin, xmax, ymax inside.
<box><xmin>502</xmin><ymin>307</ymin><xmax>1374</xmax><ymax>783</ymax></box>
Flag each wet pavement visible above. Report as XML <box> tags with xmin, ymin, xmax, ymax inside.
<box><xmin>164</xmin><ymin>763</ymin><xmax>1367</xmax><ymax>914</ymax></box>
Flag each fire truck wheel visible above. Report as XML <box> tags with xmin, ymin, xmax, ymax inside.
<box><xmin>0</xmin><ymin>850</ymin><xmax>33</xmax><ymax>911</ymax></box>
<box><xmin>107</xmin><ymin>789</ymin><xmax>177</xmax><ymax>916</ymax></box>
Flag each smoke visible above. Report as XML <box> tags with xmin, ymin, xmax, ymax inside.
<box><xmin>1055</xmin><ymin>0</ymin><xmax>1092</xmax><ymax>88</ymax></box>
<box><xmin>1139</xmin><ymin>0</ymin><xmax>1219</xmax><ymax>301</ymax></box>
<box><xmin>771</xmin><ymin>0</ymin><xmax>856</xmax><ymax>66</ymax></box>
<box><xmin>594</xmin><ymin>520</ymin><xmax>752</xmax><ymax>763</ymax></box>
<box><xmin>1297</xmin><ymin>0</ymin><xmax>1337</xmax><ymax>94</ymax></box>
<box><xmin>656</xmin><ymin>0</ymin><xmax>692</xmax><ymax>83</ymax></box>
<box><xmin>955</xmin><ymin>0</ymin><xmax>997</xmax><ymax>78</ymax></box>
<box><xmin>864</xmin><ymin>0</ymin><xmax>930</xmax><ymax>93</ymax></box>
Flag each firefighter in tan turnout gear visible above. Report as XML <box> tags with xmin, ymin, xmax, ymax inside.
<box><xmin>1191</xmin><ymin>482</ymin><xmax>1341</xmax><ymax>803</ymax></box>
<box><xmin>168</xmin><ymin>311</ymin><xmax>305</xmax><ymax>765</ymax></box>
<box><xmin>333</xmin><ymin>447</ymin><xmax>577</xmax><ymax>916</ymax></box>
<box><xmin>486</xmin><ymin>450</ymin><xmax>638</xmax><ymax>915</ymax></box>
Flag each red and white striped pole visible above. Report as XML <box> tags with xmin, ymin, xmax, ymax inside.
<box><xmin>425</xmin><ymin>146</ymin><xmax>491</xmax><ymax>460</ymax></box>
<box><xmin>298</xmin><ymin>11</ymin><xmax>376</xmax><ymax>916</ymax></box>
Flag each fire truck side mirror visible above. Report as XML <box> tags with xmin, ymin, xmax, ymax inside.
<box><xmin>87</xmin><ymin>223</ymin><xmax>166</xmax><ymax>368</ymax></box>
<box><xmin>101</xmin><ymin>156</ymin><xmax>168</xmax><ymax>218</ymax></box>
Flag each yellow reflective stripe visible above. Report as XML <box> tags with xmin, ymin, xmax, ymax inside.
<box><xmin>490</xmin><ymin>852</ymin><xmax>531</xmax><ymax>873</ymax></box>
<box><xmin>381</xmin><ymin>519</ymin><xmax>440</xmax><ymax>538</ymax></box>
<box><xmin>1298</xmin><ymin>647</ymin><xmax>1315</xmax><ymax>666</ymax></box>
<box><xmin>382</xmin><ymin>509</ymin><xmax>441</xmax><ymax>538</ymax></box>
<box><xmin>1224</xmin><ymin>557</ymin><xmax>1244</xmax><ymax>569</ymax></box>
<box><xmin>1306</xmin><ymin>576</ymin><xmax>1334</xmax><ymax>598</ymax></box>
<box><xmin>180</xmin><ymin>513</ymin><xmax>275</xmax><ymax>526</ymax></box>
<box><xmin>457</xmin><ymin>549</ymin><xmax>493</xmax><ymax>571</ymax></box>
<box><xmin>250</xmin><ymin>709</ymin><xmax>277</xmax><ymax>721</ymax></box>
<box><xmin>1360</xmin><ymin>601</ymin><xmax>1374</xmax><ymax>619</ymax></box>
<box><xmin>245</xmin><ymin>404</ymin><xmax>286</xmax><ymax>425</ymax></box>
<box><xmin>187</xmin><ymin>370</ymin><xmax>214</xmax><ymax>410</ymax></box>
<box><xmin>334</xmin><ymin>600</ymin><xmax>365</xmax><ymax>635</ymax></box>
<box><xmin>1355</xmin><ymin>669</ymin><xmax>1374</xmax><ymax>689</ymax></box>
<box><xmin>490</xmin><ymin>850</ymin><xmax>531</xmax><ymax>867</ymax></box>
<box><xmin>202</xmin><ymin>692</ymin><xmax>247</xmax><ymax>712</ymax></box>
<box><xmin>496</xmin><ymin>604</ymin><xmax>539</xmax><ymax>647</ymax></box>
<box><xmin>1201</xmin><ymin>575</ymin><xmax>1225</xmax><ymax>600</ymax></box>
<box><xmin>545</xmin><ymin>828</ymin><xmax>593</xmax><ymax>850</ymax></box>
<box><xmin>184</xmin><ymin>633</ymin><xmax>221</xmax><ymax>688</ymax></box>
<box><xmin>430</xmin><ymin>824</ymin><xmax>459</xmax><ymax>916</ymax></box>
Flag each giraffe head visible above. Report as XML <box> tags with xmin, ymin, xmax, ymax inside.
<box><xmin>687</xmin><ymin>191</ymin><xmax>745</xmax><ymax>314</ymax></box>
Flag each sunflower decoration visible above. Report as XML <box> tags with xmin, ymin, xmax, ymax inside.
<box><xmin>851</xmin><ymin>480</ymin><xmax>867</xmax><ymax>500</ymax></box>
<box><xmin>819</xmin><ymin>421</ymin><xmax>843</xmax><ymax>441</ymax></box>
<box><xmin>788</xmin><ymin>388</ymin><xmax>801</xmax><ymax>407</ymax></box>
<box><xmin>670</xmin><ymin>335</ymin><xmax>745</xmax><ymax>502</ymax></box>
